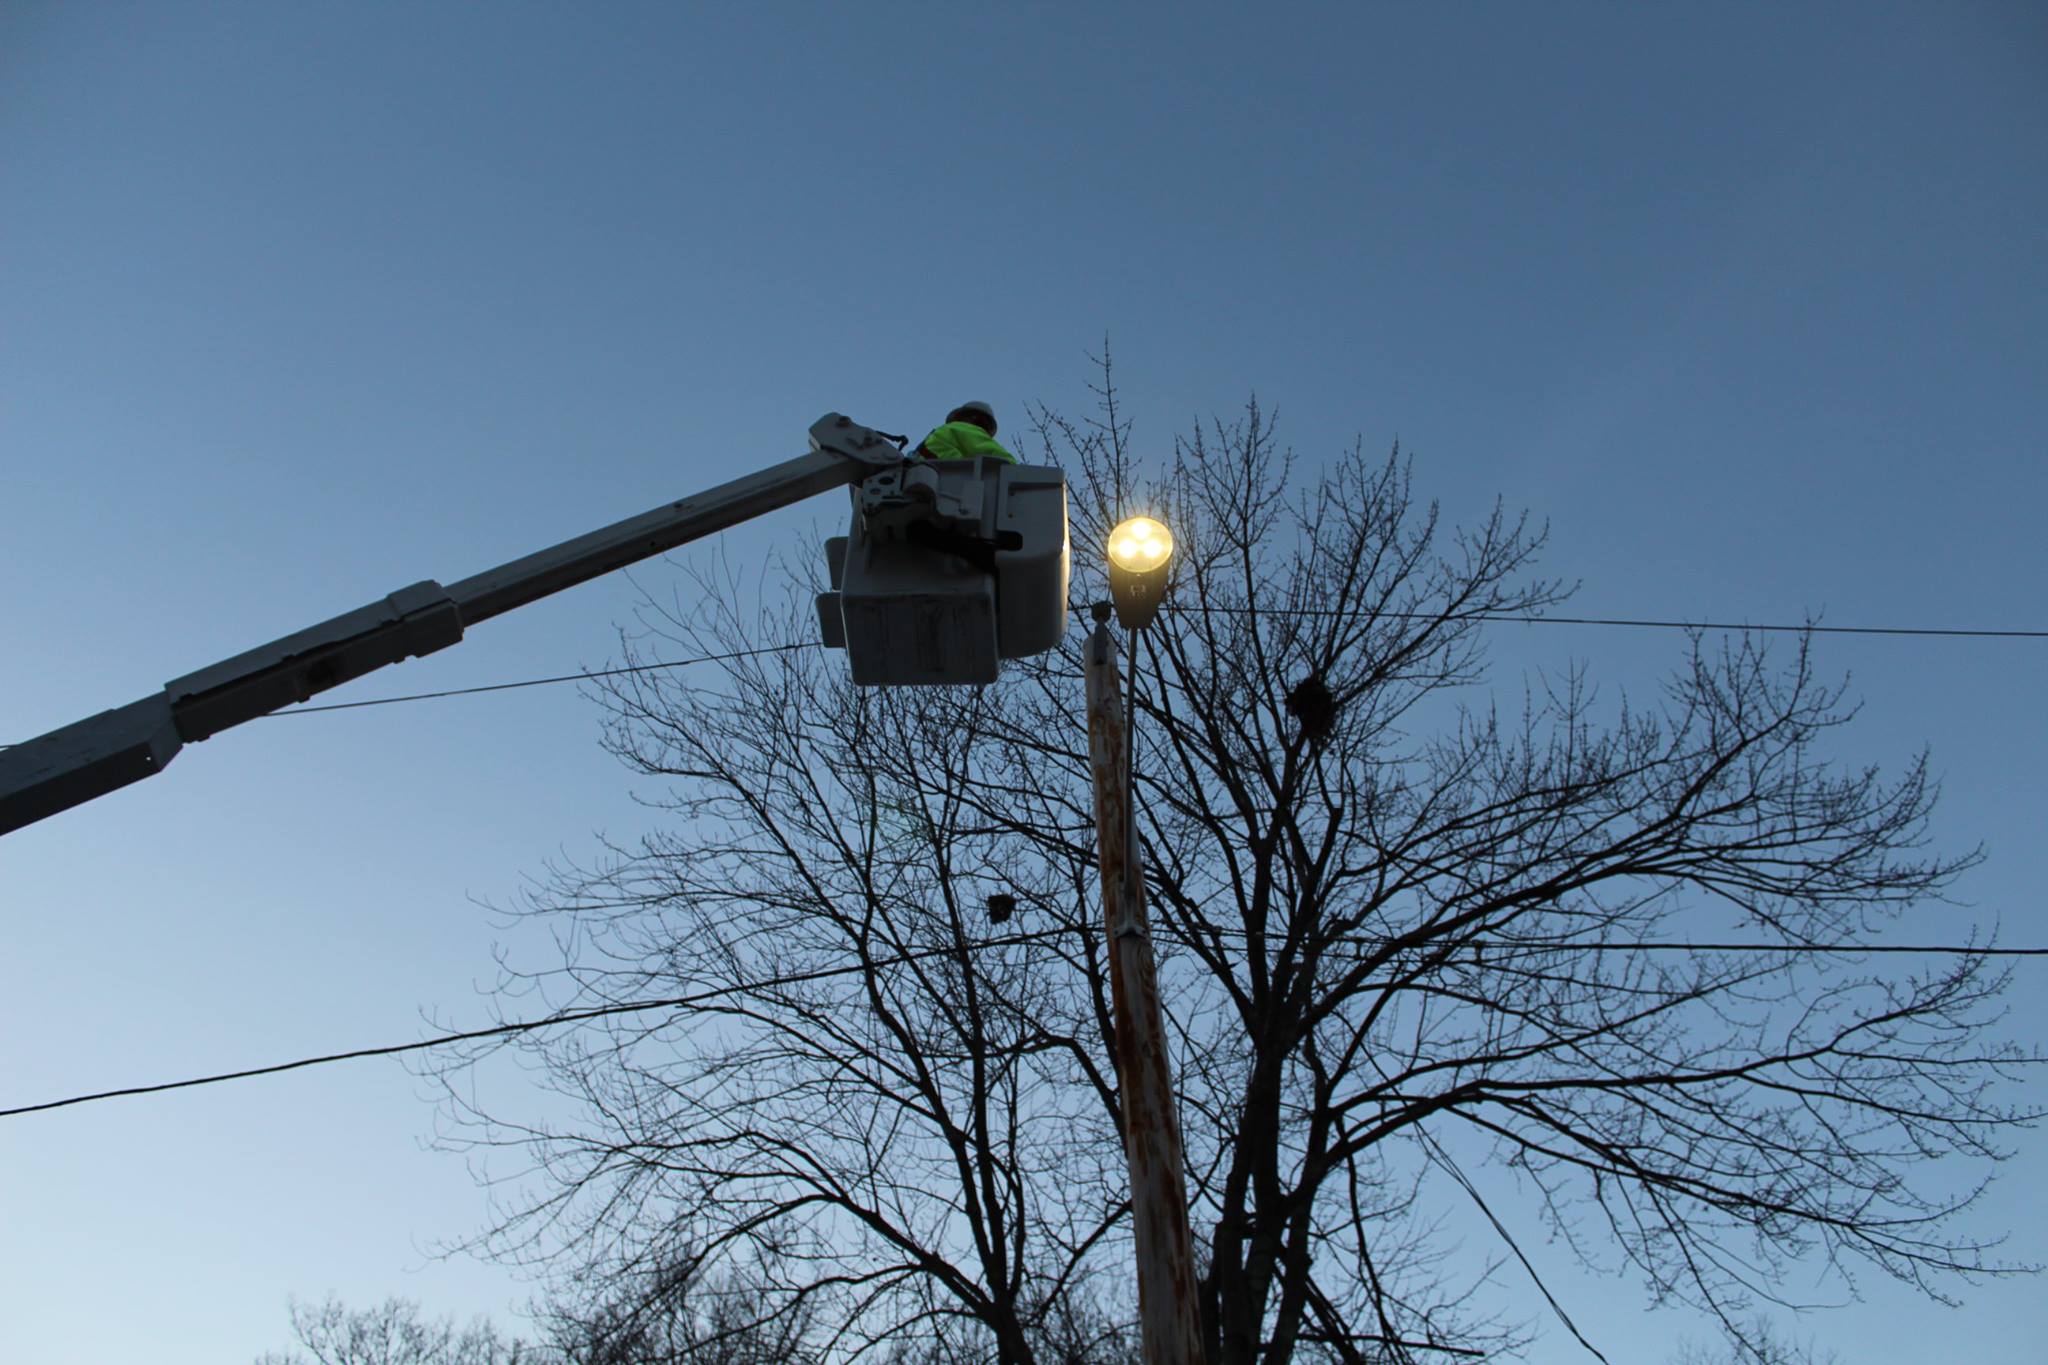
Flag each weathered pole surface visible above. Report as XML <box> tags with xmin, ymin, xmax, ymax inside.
<box><xmin>1085</xmin><ymin>618</ymin><xmax>1206</xmax><ymax>1364</ymax></box>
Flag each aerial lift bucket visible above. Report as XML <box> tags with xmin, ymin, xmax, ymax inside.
<box><xmin>817</xmin><ymin>457</ymin><xmax>1070</xmax><ymax>685</ymax></box>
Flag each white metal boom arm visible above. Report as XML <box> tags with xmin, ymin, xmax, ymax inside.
<box><xmin>0</xmin><ymin>414</ymin><xmax>904</xmax><ymax>837</ymax></box>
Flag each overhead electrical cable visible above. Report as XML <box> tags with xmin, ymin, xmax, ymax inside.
<box><xmin>262</xmin><ymin>642</ymin><xmax>815</xmax><ymax>716</ymax></box>
<box><xmin>1499</xmin><ymin>941</ymin><xmax>2047</xmax><ymax>956</ymax></box>
<box><xmin>0</xmin><ymin>929</ymin><xmax>1073</xmax><ymax>1122</ymax></box>
<box><xmin>1182</xmin><ymin>929</ymin><xmax>2048</xmax><ymax>958</ymax></box>
<box><xmin>1230</xmin><ymin>608</ymin><xmax>2048</xmax><ymax>639</ymax></box>
<box><xmin>5</xmin><ymin>935</ymin><xmax>2039</xmax><ymax>1124</ymax></box>
<box><xmin>1064</xmin><ymin>596</ymin><xmax>2048</xmax><ymax>639</ymax></box>
<box><xmin>2</xmin><ymin>605</ymin><xmax>2035</xmax><ymax>746</ymax></box>
<box><xmin>248</xmin><ymin>606</ymin><xmax>2043</xmax><ymax>721</ymax></box>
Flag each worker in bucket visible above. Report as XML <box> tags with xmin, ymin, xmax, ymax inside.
<box><xmin>916</xmin><ymin>400</ymin><xmax>1017</xmax><ymax>464</ymax></box>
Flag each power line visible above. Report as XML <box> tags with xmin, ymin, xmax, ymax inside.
<box><xmin>6</xmin><ymin>605</ymin><xmax>2037</xmax><ymax>745</ymax></box>
<box><xmin>0</xmin><ymin>929</ymin><xmax>1071</xmax><ymax>1122</ymax></box>
<box><xmin>253</xmin><ymin>605</ymin><xmax>2048</xmax><ymax>720</ymax></box>
<box><xmin>7</xmin><ymin>933</ymin><xmax>2038</xmax><ymax>1124</ymax></box>
<box><xmin>1572</xmin><ymin>940</ymin><xmax>2046</xmax><ymax>956</ymax></box>
<box><xmin>262</xmin><ymin>642</ymin><xmax>815</xmax><ymax>716</ymax></box>
<box><xmin>6</xmin><ymin>606</ymin><xmax>2034</xmax><ymax>1117</ymax></box>
<box><xmin>1</xmin><ymin>645</ymin><xmax>811</xmax><ymax>748</ymax></box>
<box><xmin>1184</xmin><ymin>929</ymin><xmax>2048</xmax><ymax>959</ymax></box>
<box><xmin>1501</xmin><ymin>615</ymin><xmax>2046</xmax><ymax>639</ymax></box>
<box><xmin>1170</xmin><ymin>602</ymin><xmax>2048</xmax><ymax>640</ymax></box>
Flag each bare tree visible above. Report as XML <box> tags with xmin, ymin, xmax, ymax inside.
<box><xmin>434</xmin><ymin>358</ymin><xmax>2035</xmax><ymax>1362</ymax></box>
<box><xmin>536</xmin><ymin>1244</ymin><xmax>823</xmax><ymax>1364</ymax></box>
<box><xmin>255</xmin><ymin>1296</ymin><xmax>535</xmax><ymax>1365</ymax></box>
<box><xmin>1668</xmin><ymin>1316</ymin><xmax>1841</xmax><ymax>1365</ymax></box>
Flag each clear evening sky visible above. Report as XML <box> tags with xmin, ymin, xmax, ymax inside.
<box><xmin>3</xmin><ymin>4</ymin><xmax>2042</xmax><ymax>1361</ymax></box>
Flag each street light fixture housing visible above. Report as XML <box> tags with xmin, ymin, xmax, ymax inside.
<box><xmin>1106</xmin><ymin>515</ymin><xmax>1174</xmax><ymax>631</ymax></box>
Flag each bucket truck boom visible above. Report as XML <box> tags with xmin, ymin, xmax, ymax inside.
<box><xmin>1</xmin><ymin>414</ymin><xmax>1070</xmax><ymax>837</ymax></box>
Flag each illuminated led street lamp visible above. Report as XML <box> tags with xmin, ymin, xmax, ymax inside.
<box><xmin>1106</xmin><ymin>515</ymin><xmax>1174</xmax><ymax>630</ymax></box>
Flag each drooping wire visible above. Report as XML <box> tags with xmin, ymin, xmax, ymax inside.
<box><xmin>1179</xmin><ymin>930</ymin><xmax>2048</xmax><ymax>958</ymax></box>
<box><xmin>5</xmin><ymin>605</ymin><xmax>2037</xmax><ymax>747</ymax></box>
<box><xmin>0</xmin><ymin>928</ymin><xmax>1073</xmax><ymax>1122</ymax></box>
<box><xmin>249</xmin><ymin>606</ymin><xmax>2048</xmax><ymax>720</ymax></box>
<box><xmin>1185</xmin><ymin>605</ymin><xmax>2048</xmax><ymax>639</ymax></box>
<box><xmin>6</xmin><ymin>931</ymin><xmax>2037</xmax><ymax>1124</ymax></box>
<box><xmin>263</xmin><ymin>642</ymin><xmax>816</xmax><ymax>715</ymax></box>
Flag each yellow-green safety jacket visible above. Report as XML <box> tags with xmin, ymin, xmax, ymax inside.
<box><xmin>918</xmin><ymin>421</ymin><xmax>1017</xmax><ymax>464</ymax></box>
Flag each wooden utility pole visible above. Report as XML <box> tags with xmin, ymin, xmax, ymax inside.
<box><xmin>1085</xmin><ymin>611</ymin><xmax>1205</xmax><ymax>1364</ymax></box>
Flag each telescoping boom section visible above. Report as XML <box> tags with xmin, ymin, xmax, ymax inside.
<box><xmin>0</xmin><ymin>415</ymin><xmax>1071</xmax><ymax>836</ymax></box>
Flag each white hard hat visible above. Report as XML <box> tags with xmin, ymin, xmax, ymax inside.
<box><xmin>948</xmin><ymin>400</ymin><xmax>998</xmax><ymax>434</ymax></box>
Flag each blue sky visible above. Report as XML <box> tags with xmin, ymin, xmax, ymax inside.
<box><xmin>2</xmin><ymin>3</ymin><xmax>2042</xmax><ymax>1361</ymax></box>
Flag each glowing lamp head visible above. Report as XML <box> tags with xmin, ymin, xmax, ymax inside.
<box><xmin>1108</xmin><ymin>517</ymin><xmax>1173</xmax><ymax>573</ymax></box>
<box><xmin>1106</xmin><ymin>515</ymin><xmax>1175</xmax><ymax>630</ymax></box>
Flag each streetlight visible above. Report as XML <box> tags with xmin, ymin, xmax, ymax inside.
<box><xmin>1106</xmin><ymin>515</ymin><xmax>1174</xmax><ymax>631</ymax></box>
<box><xmin>1085</xmin><ymin>514</ymin><xmax>1202</xmax><ymax>1362</ymax></box>
<box><xmin>1103</xmin><ymin>513</ymin><xmax>1176</xmax><ymax>905</ymax></box>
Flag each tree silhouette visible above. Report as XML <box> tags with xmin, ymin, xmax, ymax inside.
<box><xmin>255</xmin><ymin>1296</ymin><xmax>535</xmax><ymax>1365</ymax></box>
<box><xmin>433</xmin><ymin>358</ymin><xmax>2035</xmax><ymax>1362</ymax></box>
